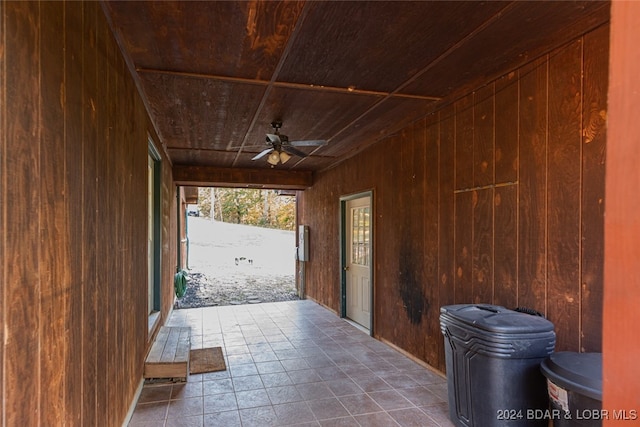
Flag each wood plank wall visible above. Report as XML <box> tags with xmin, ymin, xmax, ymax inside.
<box><xmin>0</xmin><ymin>0</ymin><xmax>4</xmax><ymax>421</ymax></box>
<box><xmin>1</xmin><ymin>2</ymin><xmax>177</xmax><ymax>425</ymax></box>
<box><xmin>300</xmin><ymin>24</ymin><xmax>609</xmax><ymax>372</ymax></box>
<box><xmin>603</xmin><ymin>0</ymin><xmax>640</xmax><ymax>416</ymax></box>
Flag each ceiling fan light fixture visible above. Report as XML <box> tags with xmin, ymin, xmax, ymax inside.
<box><xmin>267</xmin><ymin>151</ymin><xmax>281</xmax><ymax>165</ymax></box>
<box><xmin>279</xmin><ymin>151</ymin><xmax>291</xmax><ymax>164</ymax></box>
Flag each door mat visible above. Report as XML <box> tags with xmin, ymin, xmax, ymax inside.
<box><xmin>190</xmin><ymin>347</ymin><xmax>226</xmax><ymax>374</ymax></box>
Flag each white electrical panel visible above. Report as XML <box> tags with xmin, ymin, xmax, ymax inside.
<box><xmin>298</xmin><ymin>225</ymin><xmax>309</xmax><ymax>262</ymax></box>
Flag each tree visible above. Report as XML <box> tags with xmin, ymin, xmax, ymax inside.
<box><xmin>196</xmin><ymin>187</ymin><xmax>296</xmax><ymax>230</ymax></box>
<box><xmin>197</xmin><ymin>187</ymin><xmax>212</xmax><ymax>218</ymax></box>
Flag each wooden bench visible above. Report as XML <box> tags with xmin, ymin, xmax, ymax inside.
<box><xmin>144</xmin><ymin>326</ymin><xmax>191</xmax><ymax>380</ymax></box>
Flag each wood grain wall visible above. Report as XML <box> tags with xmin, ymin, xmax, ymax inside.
<box><xmin>603</xmin><ymin>0</ymin><xmax>640</xmax><ymax>416</ymax></box>
<box><xmin>1</xmin><ymin>2</ymin><xmax>177</xmax><ymax>425</ymax></box>
<box><xmin>300</xmin><ymin>24</ymin><xmax>609</xmax><ymax>372</ymax></box>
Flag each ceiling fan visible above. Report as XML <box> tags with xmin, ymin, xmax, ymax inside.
<box><xmin>251</xmin><ymin>121</ymin><xmax>327</xmax><ymax>166</ymax></box>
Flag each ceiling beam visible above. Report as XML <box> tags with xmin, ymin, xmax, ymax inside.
<box><xmin>136</xmin><ymin>68</ymin><xmax>442</xmax><ymax>101</ymax></box>
<box><xmin>173</xmin><ymin>165</ymin><xmax>313</xmax><ymax>190</ymax></box>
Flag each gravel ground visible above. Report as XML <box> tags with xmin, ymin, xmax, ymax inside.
<box><xmin>175</xmin><ymin>217</ymin><xmax>299</xmax><ymax>308</ymax></box>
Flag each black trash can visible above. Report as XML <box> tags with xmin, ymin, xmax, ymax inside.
<box><xmin>540</xmin><ymin>352</ymin><xmax>603</xmax><ymax>427</ymax></box>
<box><xmin>440</xmin><ymin>304</ymin><xmax>556</xmax><ymax>427</ymax></box>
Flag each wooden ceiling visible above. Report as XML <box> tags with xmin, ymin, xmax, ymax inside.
<box><xmin>103</xmin><ymin>0</ymin><xmax>609</xmax><ymax>188</ymax></box>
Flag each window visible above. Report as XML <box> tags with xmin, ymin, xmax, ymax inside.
<box><xmin>350</xmin><ymin>206</ymin><xmax>370</xmax><ymax>266</ymax></box>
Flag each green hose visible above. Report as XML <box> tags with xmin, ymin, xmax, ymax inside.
<box><xmin>174</xmin><ymin>269</ymin><xmax>187</xmax><ymax>298</ymax></box>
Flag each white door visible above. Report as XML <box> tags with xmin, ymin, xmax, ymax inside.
<box><xmin>346</xmin><ymin>196</ymin><xmax>371</xmax><ymax>329</ymax></box>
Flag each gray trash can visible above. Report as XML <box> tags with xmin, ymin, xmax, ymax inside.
<box><xmin>440</xmin><ymin>304</ymin><xmax>556</xmax><ymax>427</ymax></box>
<box><xmin>540</xmin><ymin>352</ymin><xmax>603</xmax><ymax>427</ymax></box>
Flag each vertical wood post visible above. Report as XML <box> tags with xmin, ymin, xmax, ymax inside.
<box><xmin>604</xmin><ymin>0</ymin><xmax>640</xmax><ymax>418</ymax></box>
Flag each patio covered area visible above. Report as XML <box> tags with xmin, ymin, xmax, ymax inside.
<box><xmin>4</xmin><ymin>2</ymin><xmax>640</xmax><ymax>425</ymax></box>
<box><xmin>129</xmin><ymin>300</ymin><xmax>451</xmax><ymax>427</ymax></box>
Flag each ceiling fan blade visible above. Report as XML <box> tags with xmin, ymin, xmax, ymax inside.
<box><xmin>231</xmin><ymin>144</ymin><xmax>266</xmax><ymax>149</ymax></box>
<box><xmin>289</xmin><ymin>139</ymin><xmax>327</xmax><ymax>147</ymax></box>
<box><xmin>252</xmin><ymin>148</ymin><xmax>274</xmax><ymax>160</ymax></box>
<box><xmin>282</xmin><ymin>146</ymin><xmax>309</xmax><ymax>158</ymax></box>
<box><xmin>266</xmin><ymin>133</ymin><xmax>281</xmax><ymax>144</ymax></box>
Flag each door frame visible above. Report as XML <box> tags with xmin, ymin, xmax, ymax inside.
<box><xmin>340</xmin><ymin>191</ymin><xmax>374</xmax><ymax>335</ymax></box>
<box><xmin>148</xmin><ymin>140</ymin><xmax>162</xmax><ymax>320</ymax></box>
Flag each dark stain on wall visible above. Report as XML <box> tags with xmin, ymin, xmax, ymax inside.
<box><xmin>399</xmin><ymin>236</ymin><xmax>428</xmax><ymax>325</ymax></box>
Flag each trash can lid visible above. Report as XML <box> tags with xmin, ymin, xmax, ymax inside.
<box><xmin>440</xmin><ymin>304</ymin><xmax>555</xmax><ymax>334</ymax></box>
<box><xmin>540</xmin><ymin>352</ymin><xmax>602</xmax><ymax>401</ymax></box>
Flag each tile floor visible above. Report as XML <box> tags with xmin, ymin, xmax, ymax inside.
<box><xmin>128</xmin><ymin>300</ymin><xmax>454</xmax><ymax>427</ymax></box>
